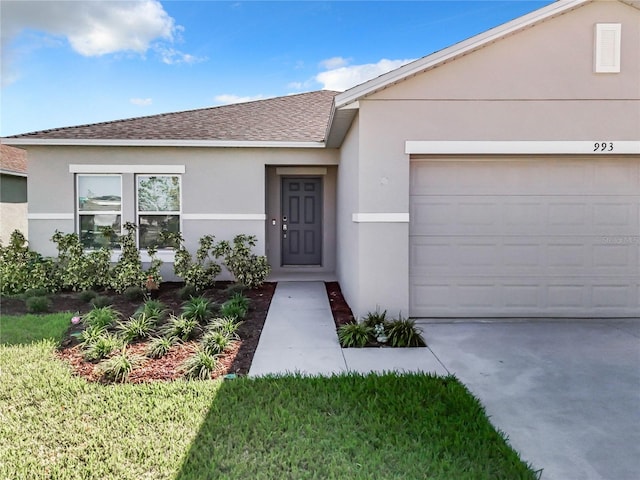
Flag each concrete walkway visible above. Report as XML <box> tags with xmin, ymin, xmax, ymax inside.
<box><xmin>249</xmin><ymin>282</ymin><xmax>640</xmax><ymax>480</ymax></box>
<box><xmin>248</xmin><ymin>281</ymin><xmax>446</xmax><ymax>377</ymax></box>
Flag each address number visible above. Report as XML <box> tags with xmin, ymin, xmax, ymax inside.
<box><xmin>594</xmin><ymin>142</ymin><xmax>614</xmax><ymax>152</ymax></box>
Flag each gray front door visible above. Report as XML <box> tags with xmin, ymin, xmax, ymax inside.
<box><xmin>281</xmin><ymin>177</ymin><xmax>322</xmax><ymax>265</ymax></box>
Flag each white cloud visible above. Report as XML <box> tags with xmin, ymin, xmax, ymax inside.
<box><xmin>154</xmin><ymin>45</ymin><xmax>206</xmax><ymax>65</ymax></box>
<box><xmin>319</xmin><ymin>56</ymin><xmax>349</xmax><ymax>70</ymax></box>
<box><xmin>316</xmin><ymin>58</ymin><xmax>415</xmax><ymax>92</ymax></box>
<box><xmin>214</xmin><ymin>94</ymin><xmax>266</xmax><ymax>105</ymax></box>
<box><xmin>130</xmin><ymin>98</ymin><xmax>153</xmax><ymax>106</ymax></box>
<box><xmin>2</xmin><ymin>0</ymin><xmax>176</xmax><ymax>57</ymax></box>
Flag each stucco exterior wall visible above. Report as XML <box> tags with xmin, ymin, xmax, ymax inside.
<box><xmin>1</xmin><ymin>202</ymin><xmax>28</xmax><ymax>244</ymax></box>
<box><xmin>340</xmin><ymin>0</ymin><xmax>639</xmax><ymax>317</ymax></box>
<box><xmin>25</xmin><ymin>145</ymin><xmax>338</xmax><ymax>279</ymax></box>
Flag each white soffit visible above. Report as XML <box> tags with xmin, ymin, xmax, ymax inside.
<box><xmin>405</xmin><ymin>141</ymin><xmax>640</xmax><ymax>155</ymax></box>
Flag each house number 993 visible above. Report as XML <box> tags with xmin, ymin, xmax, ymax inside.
<box><xmin>593</xmin><ymin>142</ymin><xmax>614</xmax><ymax>152</ymax></box>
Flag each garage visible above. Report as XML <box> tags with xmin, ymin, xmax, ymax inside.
<box><xmin>409</xmin><ymin>156</ymin><xmax>640</xmax><ymax>318</ymax></box>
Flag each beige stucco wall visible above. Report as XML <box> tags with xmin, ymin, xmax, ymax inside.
<box><xmin>25</xmin><ymin>145</ymin><xmax>339</xmax><ymax>280</ymax></box>
<box><xmin>339</xmin><ymin>0</ymin><xmax>640</xmax><ymax>317</ymax></box>
<box><xmin>1</xmin><ymin>202</ymin><xmax>28</xmax><ymax>245</ymax></box>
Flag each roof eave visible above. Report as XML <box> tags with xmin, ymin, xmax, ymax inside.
<box><xmin>0</xmin><ymin>138</ymin><xmax>326</xmax><ymax>148</ymax></box>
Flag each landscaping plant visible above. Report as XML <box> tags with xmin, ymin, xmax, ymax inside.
<box><xmin>145</xmin><ymin>336</ymin><xmax>178</xmax><ymax>359</ymax></box>
<box><xmin>97</xmin><ymin>348</ymin><xmax>145</xmax><ymax>383</ymax></box>
<box><xmin>0</xmin><ymin>230</ymin><xmax>58</xmax><ymax>294</ymax></box>
<box><xmin>51</xmin><ymin>230</ymin><xmax>112</xmax><ymax>291</ymax></box>
<box><xmin>166</xmin><ymin>232</ymin><xmax>221</xmax><ymax>291</ymax></box>
<box><xmin>213</xmin><ymin>234</ymin><xmax>270</xmax><ymax>288</ymax></box>
<box><xmin>25</xmin><ymin>295</ymin><xmax>51</xmax><ymax>314</ymax></box>
<box><xmin>134</xmin><ymin>298</ymin><xmax>168</xmax><ymax>323</ymax></box>
<box><xmin>83</xmin><ymin>332</ymin><xmax>123</xmax><ymax>361</ymax></box>
<box><xmin>201</xmin><ymin>330</ymin><xmax>235</xmax><ymax>356</ymax></box>
<box><xmin>163</xmin><ymin>315</ymin><xmax>201</xmax><ymax>341</ymax></box>
<box><xmin>338</xmin><ymin>322</ymin><xmax>373</xmax><ymax>348</ymax></box>
<box><xmin>182</xmin><ymin>347</ymin><xmax>218</xmax><ymax>380</ymax></box>
<box><xmin>386</xmin><ymin>317</ymin><xmax>426</xmax><ymax>347</ymax></box>
<box><xmin>208</xmin><ymin>316</ymin><xmax>242</xmax><ymax>339</ymax></box>
<box><xmin>111</xmin><ymin>223</ymin><xmax>162</xmax><ymax>293</ymax></box>
<box><xmin>116</xmin><ymin>314</ymin><xmax>156</xmax><ymax>342</ymax></box>
<box><xmin>181</xmin><ymin>296</ymin><xmax>213</xmax><ymax>323</ymax></box>
<box><xmin>82</xmin><ymin>305</ymin><xmax>119</xmax><ymax>330</ymax></box>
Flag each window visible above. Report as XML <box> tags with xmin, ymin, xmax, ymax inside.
<box><xmin>77</xmin><ymin>175</ymin><xmax>122</xmax><ymax>249</ymax></box>
<box><xmin>136</xmin><ymin>175</ymin><xmax>181</xmax><ymax>249</ymax></box>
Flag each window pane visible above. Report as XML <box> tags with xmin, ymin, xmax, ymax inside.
<box><xmin>78</xmin><ymin>176</ymin><xmax>121</xmax><ymax>212</ymax></box>
<box><xmin>137</xmin><ymin>176</ymin><xmax>180</xmax><ymax>212</ymax></box>
<box><xmin>79</xmin><ymin>214</ymin><xmax>121</xmax><ymax>249</ymax></box>
<box><xmin>139</xmin><ymin>215</ymin><xmax>180</xmax><ymax>249</ymax></box>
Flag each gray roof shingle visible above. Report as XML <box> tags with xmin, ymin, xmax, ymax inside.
<box><xmin>9</xmin><ymin>90</ymin><xmax>338</xmax><ymax>143</ymax></box>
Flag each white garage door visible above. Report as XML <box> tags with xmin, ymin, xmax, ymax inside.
<box><xmin>409</xmin><ymin>157</ymin><xmax>640</xmax><ymax>317</ymax></box>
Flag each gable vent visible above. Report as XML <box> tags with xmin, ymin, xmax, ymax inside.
<box><xmin>594</xmin><ymin>23</ymin><xmax>621</xmax><ymax>73</ymax></box>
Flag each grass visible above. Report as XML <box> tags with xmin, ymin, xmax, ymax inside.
<box><xmin>0</xmin><ymin>313</ymin><xmax>71</xmax><ymax>346</ymax></box>
<box><xmin>0</xmin><ymin>314</ymin><xmax>538</xmax><ymax>479</ymax></box>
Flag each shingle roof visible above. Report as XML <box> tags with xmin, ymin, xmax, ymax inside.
<box><xmin>9</xmin><ymin>90</ymin><xmax>338</xmax><ymax>142</ymax></box>
<box><xmin>0</xmin><ymin>144</ymin><xmax>27</xmax><ymax>174</ymax></box>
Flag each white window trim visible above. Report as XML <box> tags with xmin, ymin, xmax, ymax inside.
<box><xmin>76</xmin><ymin>174</ymin><xmax>123</xmax><ymax>249</ymax></box>
<box><xmin>135</xmin><ymin>174</ymin><xmax>183</xmax><ymax>251</ymax></box>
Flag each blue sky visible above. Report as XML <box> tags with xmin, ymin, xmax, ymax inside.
<box><xmin>1</xmin><ymin>0</ymin><xmax>552</xmax><ymax>137</ymax></box>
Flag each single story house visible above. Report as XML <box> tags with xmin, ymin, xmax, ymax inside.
<box><xmin>4</xmin><ymin>0</ymin><xmax>639</xmax><ymax>318</ymax></box>
<box><xmin>0</xmin><ymin>144</ymin><xmax>28</xmax><ymax>244</ymax></box>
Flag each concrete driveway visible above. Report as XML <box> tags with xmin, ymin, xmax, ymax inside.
<box><xmin>423</xmin><ymin>320</ymin><xmax>640</xmax><ymax>480</ymax></box>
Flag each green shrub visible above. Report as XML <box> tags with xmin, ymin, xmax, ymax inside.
<box><xmin>145</xmin><ymin>336</ymin><xmax>177</xmax><ymax>359</ymax></box>
<box><xmin>79</xmin><ymin>325</ymin><xmax>108</xmax><ymax>348</ymax></box>
<box><xmin>82</xmin><ymin>306</ymin><xmax>119</xmax><ymax>330</ymax></box>
<box><xmin>83</xmin><ymin>332</ymin><xmax>123</xmax><ymax>361</ymax></box>
<box><xmin>134</xmin><ymin>298</ymin><xmax>167</xmax><ymax>323</ymax></box>
<box><xmin>207</xmin><ymin>316</ymin><xmax>242</xmax><ymax>339</ymax></box>
<box><xmin>201</xmin><ymin>331</ymin><xmax>235</xmax><ymax>356</ymax></box>
<box><xmin>51</xmin><ymin>230</ymin><xmax>112</xmax><ymax>291</ymax></box>
<box><xmin>0</xmin><ymin>230</ymin><xmax>59</xmax><ymax>294</ymax></box>
<box><xmin>111</xmin><ymin>223</ymin><xmax>162</xmax><ymax>293</ymax></box>
<box><xmin>98</xmin><ymin>348</ymin><xmax>145</xmax><ymax>383</ymax></box>
<box><xmin>223</xmin><ymin>283</ymin><xmax>246</xmax><ymax>296</ymax></box>
<box><xmin>163</xmin><ymin>315</ymin><xmax>201</xmax><ymax>341</ymax></box>
<box><xmin>117</xmin><ymin>314</ymin><xmax>156</xmax><ymax>342</ymax></box>
<box><xmin>166</xmin><ymin>233</ymin><xmax>221</xmax><ymax>291</ymax></box>
<box><xmin>213</xmin><ymin>234</ymin><xmax>270</xmax><ymax>288</ymax></box>
<box><xmin>25</xmin><ymin>296</ymin><xmax>51</xmax><ymax>313</ymax></box>
<box><xmin>338</xmin><ymin>322</ymin><xmax>372</xmax><ymax>348</ymax></box>
<box><xmin>362</xmin><ymin>310</ymin><xmax>388</xmax><ymax>329</ymax></box>
<box><xmin>23</xmin><ymin>287</ymin><xmax>50</xmax><ymax>298</ymax></box>
<box><xmin>178</xmin><ymin>284</ymin><xmax>199</xmax><ymax>301</ymax></box>
<box><xmin>181</xmin><ymin>296</ymin><xmax>213</xmax><ymax>323</ymax></box>
<box><xmin>79</xmin><ymin>290</ymin><xmax>98</xmax><ymax>303</ymax></box>
<box><xmin>182</xmin><ymin>348</ymin><xmax>218</xmax><ymax>380</ymax></box>
<box><xmin>219</xmin><ymin>293</ymin><xmax>249</xmax><ymax>320</ymax></box>
<box><xmin>124</xmin><ymin>286</ymin><xmax>145</xmax><ymax>301</ymax></box>
<box><xmin>386</xmin><ymin>317</ymin><xmax>426</xmax><ymax>347</ymax></box>
<box><xmin>91</xmin><ymin>295</ymin><xmax>112</xmax><ymax>308</ymax></box>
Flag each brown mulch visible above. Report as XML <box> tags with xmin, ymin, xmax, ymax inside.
<box><xmin>4</xmin><ymin>281</ymin><xmax>356</xmax><ymax>383</ymax></box>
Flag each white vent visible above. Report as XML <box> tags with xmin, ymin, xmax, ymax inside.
<box><xmin>595</xmin><ymin>23</ymin><xmax>621</xmax><ymax>73</ymax></box>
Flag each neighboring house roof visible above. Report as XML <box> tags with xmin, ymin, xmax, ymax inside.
<box><xmin>5</xmin><ymin>90</ymin><xmax>338</xmax><ymax>146</ymax></box>
<box><xmin>0</xmin><ymin>144</ymin><xmax>27</xmax><ymax>176</ymax></box>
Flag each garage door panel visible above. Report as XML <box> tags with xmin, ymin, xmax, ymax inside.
<box><xmin>409</xmin><ymin>157</ymin><xmax>640</xmax><ymax>317</ymax></box>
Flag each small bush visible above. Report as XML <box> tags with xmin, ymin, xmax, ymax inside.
<box><xmin>163</xmin><ymin>315</ymin><xmax>201</xmax><ymax>341</ymax></box>
<box><xmin>182</xmin><ymin>348</ymin><xmax>218</xmax><ymax>380</ymax></box>
<box><xmin>82</xmin><ymin>306</ymin><xmax>119</xmax><ymax>330</ymax></box>
<box><xmin>146</xmin><ymin>336</ymin><xmax>178</xmax><ymax>359</ymax></box>
<box><xmin>223</xmin><ymin>283</ymin><xmax>246</xmax><ymax>297</ymax></box>
<box><xmin>201</xmin><ymin>331</ymin><xmax>235</xmax><ymax>356</ymax></box>
<box><xmin>117</xmin><ymin>314</ymin><xmax>156</xmax><ymax>342</ymax></box>
<box><xmin>25</xmin><ymin>296</ymin><xmax>51</xmax><ymax>313</ymax></box>
<box><xmin>23</xmin><ymin>287</ymin><xmax>50</xmax><ymax>298</ymax></box>
<box><xmin>167</xmin><ymin>233</ymin><xmax>221</xmax><ymax>291</ymax></box>
<box><xmin>213</xmin><ymin>234</ymin><xmax>270</xmax><ymax>288</ymax></box>
<box><xmin>83</xmin><ymin>332</ymin><xmax>123</xmax><ymax>361</ymax></box>
<box><xmin>178</xmin><ymin>284</ymin><xmax>199</xmax><ymax>301</ymax></box>
<box><xmin>219</xmin><ymin>293</ymin><xmax>249</xmax><ymax>320</ymax></box>
<box><xmin>386</xmin><ymin>318</ymin><xmax>426</xmax><ymax>347</ymax></box>
<box><xmin>338</xmin><ymin>322</ymin><xmax>372</xmax><ymax>348</ymax></box>
<box><xmin>98</xmin><ymin>348</ymin><xmax>145</xmax><ymax>383</ymax></box>
<box><xmin>362</xmin><ymin>310</ymin><xmax>388</xmax><ymax>329</ymax></box>
<box><xmin>181</xmin><ymin>296</ymin><xmax>213</xmax><ymax>323</ymax></box>
<box><xmin>79</xmin><ymin>325</ymin><xmax>108</xmax><ymax>348</ymax></box>
<box><xmin>207</xmin><ymin>316</ymin><xmax>242</xmax><ymax>339</ymax></box>
<box><xmin>124</xmin><ymin>286</ymin><xmax>145</xmax><ymax>301</ymax></box>
<box><xmin>134</xmin><ymin>299</ymin><xmax>167</xmax><ymax>323</ymax></box>
<box><xmin>91</xmin><ymin>295</ymin><xmax>112</xmax><ymax>308</ymax></box>
<box><xmin>78</xmin><ymin>290</ymin><xmax>98</xmax><ymax>303</ymax></box>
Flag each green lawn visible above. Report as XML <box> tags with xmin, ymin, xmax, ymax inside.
<box><xmin>1</xmin><ymin>312</ymin><xmax>72</xmax><ymax>346</ymax></box>
<box><xmin>0</xmin><ymin>315</ymin><xmax>538</xmax><ymax>479</ymax></box>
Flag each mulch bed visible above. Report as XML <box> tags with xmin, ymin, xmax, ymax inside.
<box><xmin>4</xmin><ymin>281</ymin><xmax>356</xmax><ymax>382</ymax></box>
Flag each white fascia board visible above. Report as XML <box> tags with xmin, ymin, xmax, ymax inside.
<box><xmin>70</xmin><ymin>164</ymin><xmax>185</xmax><ymax>174</ymax></box>
<box><xmin>405</xmin><ymin>141</ymin><xmax>640</xmax><ymax>155</ymax></box>
<box><xmin>2</xmin><ymin>138</ymin><xmax>325</xmax><ymax>148</ymax></box>
<box><xmin>335</xmin><ymin>0</ymin><xmax>588</xmax><ymax>108</ymax></box>
<box><xmin>0</xmin><ymin>169</ymin><xmax>27</xmax><ymax>177</ymax></box>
